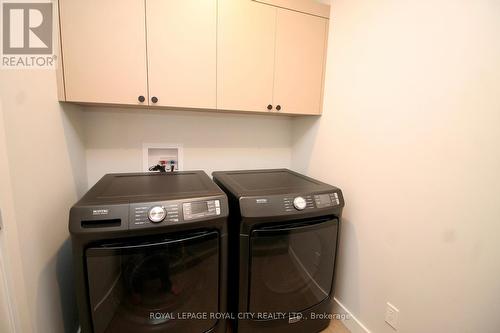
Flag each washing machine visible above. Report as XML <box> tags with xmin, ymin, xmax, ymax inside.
<box><xmin>212</xmin><ymin>169</ymin><xmax>344</xmax><ymax>333</ymax></box>
<box><xmin>69</xmin><ymin>171</ymin><xmax>228</xmax><ymax>333</ymax></box>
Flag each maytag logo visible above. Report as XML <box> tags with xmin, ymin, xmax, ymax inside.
<box><xmin>92</xmin><ymin>209</ymin><xmax>109</xmax><ymax>216</ymax></box>
<box><xmin>255</xmin><ymin>198</ymin><xmax>269</xmax><ymax>204</ymax></box>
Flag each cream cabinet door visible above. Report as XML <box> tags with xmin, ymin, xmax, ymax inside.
<box><xmin>273</xmin><ymin>9</ymin><xmax>328</xmax><ymax>115</ymax></box>
<box><xmin>146</xmin><ymin>0</ymin><xmax>217</xmax><ymax>109</ymax></box>
<box><xmin>60</xmin><ymin>0</ymin><xmax>148</xmax><ymax>105</ymax></box>
<box><xmin>217</xmin><ymin>0</ymin><xmax>277</xmax><ymax>113</ymax></box>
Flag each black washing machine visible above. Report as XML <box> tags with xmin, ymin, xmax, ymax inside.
<box><xmin>69</xmin><ymin>171</ymin><xmax>228</xmax><ymax>333</ymax></box>
<box><xmin>212</xmin><ymin>169</ymin><xmax>344</xmax><ymax>333</ymax></box>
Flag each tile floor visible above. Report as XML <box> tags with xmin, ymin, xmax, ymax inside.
<box><xmin>321</xmin><ymin>320</ymin><xmax>351</xmax><ymax>333</ymax></box>
<box><xmin>227</xmin><ymin>319</ymin><xmax>350</xmax><ymax>333</ymax></box>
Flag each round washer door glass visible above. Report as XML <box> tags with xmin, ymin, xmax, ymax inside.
<box><xmin>85</xmin><ymin>231</ymin><xmax>219</xmax><ymax>333</ymax></box>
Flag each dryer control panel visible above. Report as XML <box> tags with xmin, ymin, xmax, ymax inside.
<box><xmin>283</xmin><ymin>192</ymin><xmax>341</xmax><ymax>212</ymax></box>
<box><xmin>239</xmin><ymin>191</ymin><xmax>344</xmax><ymax>219</ymax></box>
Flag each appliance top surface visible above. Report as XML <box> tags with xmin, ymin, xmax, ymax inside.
<box><xmin>77</xmin><ymin>171</ymin><xmax>224</xmax><ymax>205</ymax></box>
<box><xmin>212</xmin><ymin>169</ymin><xmax>337</xmax><ymax>197</ymax></box>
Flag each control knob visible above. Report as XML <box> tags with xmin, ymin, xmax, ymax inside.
<box><xmin>293</xmin><ymin>197</ymin><xmax>307</xmax><ymax>211</ymax></box>
<box><xmin>148</xmin><ymin>206</ymin><xmax>166</xmax><ymax>223</ymax></box>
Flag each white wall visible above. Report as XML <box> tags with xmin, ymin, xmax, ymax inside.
<box><xmin>0</xmin><ymin>98</ymin><xmax>31</xmax><ymax>333</ymax></box>
<box><xmin>293</xmin><ymin>0</ymin><xmax>500</xmax><ymax>332</ymax></box>
<box><xmin>0</xmin><ymin>69</ymin><xmax>86</xmax><ymax>333</ymax></box>
<box><xmin>83</xmin><ymin>107</ymin><xmax>293</xmax><ymax>186</ymax></box>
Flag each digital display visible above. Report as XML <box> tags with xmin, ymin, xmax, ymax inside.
<box><xmin>190</xmin><ymin>201</ymin><xmax>209</xmax><ymax>215</ymax></box>
<box><xmin>317</xmin><ymin>194</ymin><xmax>331</xmax><ymax>203</ymax></box>
<box><xmin>315</xmin><ymin>194</ymin><xmax>333</xmax><ymax>208</ymax></box>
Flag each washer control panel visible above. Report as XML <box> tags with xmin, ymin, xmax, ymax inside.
<box><xmin>130</xmin><ymin>199</ymin><xmax>223</xmax><ymax>228</ymax></box>
<box><xmin>132</xmin><ymin>203</ymin><xmax>181</xmax><ymax>227</ymax></box>
<box><xmin>183</xmin><ymin>200</ymin><xmax>221</xmax><ymax>221</ymax></box>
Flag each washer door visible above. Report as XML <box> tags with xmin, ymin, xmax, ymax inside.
<box><xmin>86</xmin><ymin>230</ymin><xmax>219</xmax><ymax>333</ymax></box>
<box><xmin>248</xmin><ymin>219</ymin><xmax>338</xmax><ymax>314</ymax></box>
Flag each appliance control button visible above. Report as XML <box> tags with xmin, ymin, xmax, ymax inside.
<box><xmin>293</xmin><ymin>197</ymin><xmax>307</xmax><ymax>211</ymax></box>
<box><xmin>148</xmin><ymin>206</ymin><xmax>166</xmax><ymax>223</ymax></box>
<box><xmin>216</xmin><ymin>207</ymin><xmax>221</xmax><ymax>215</ymax></box>
<box><xmin>215</xmin><ymin>200</ymin><xmax>220</xmax><ymax>208</ymax></box>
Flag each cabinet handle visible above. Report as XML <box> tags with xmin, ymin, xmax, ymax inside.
<box><xmin>151</xmin><ymin>96</ymin><xmax>158</xmax><ymax>104</ymax></box>
<box><xmin>138</xmin><ymin>95</ymin><xmax>145</xmax><ymax>103</ymax></box>
<box><xmin>276</xmin><ymin>105</ymin><xmax>281</xmax><ymax>111</ymax></box>
<box><xmin>267</xmin><ymin>104</ymin><xmax>273</xmax><ymax>110</ymax></box>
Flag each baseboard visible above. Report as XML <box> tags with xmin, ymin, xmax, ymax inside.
<box><xmin>333</xmin><ymin>297</ymin><xmax>371</xmax><ymax>333</ymax></box>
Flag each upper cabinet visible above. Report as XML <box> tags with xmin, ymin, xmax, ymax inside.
<box><xmin>146</xmin><ymin>0</ymin><xmax>216</xmax><ymax>109</ymax></box>
<box><xmin>59</xmin><ymin>0</ymin><xmax>330</xmax><ymax>115</ymax></box>
<box><xmin>217</xmin><ymin>0</ymin><xmax>328</xmax><ymax>115</ymax></box>
<box><xmin>60</xmin><ymin>0</ymin><xmax>216</xmax><ymax>109</ymax></box>
<box><xmin>60</xmin><ymin>0</ymin><xmax>148</xmax><ymax>105</ymax></box>
<box><xmin>217</xmin><ymin>0</ymin><xmax>277</xmax><ymax>113</ymax></box>
<box><xmin>272</xmin><ymin>9</ymin><xmax>328</xmax><ymax>115</ymax></box>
